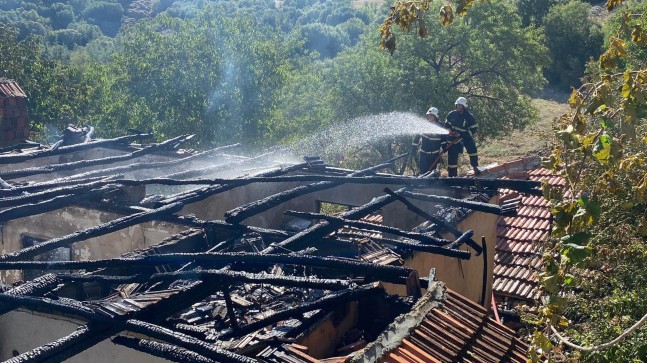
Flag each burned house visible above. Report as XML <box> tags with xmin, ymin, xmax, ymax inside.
<box><xmin>0</xmin><ymin>133</ymin><xmax>540</xmax><ymax>362</ymax></box>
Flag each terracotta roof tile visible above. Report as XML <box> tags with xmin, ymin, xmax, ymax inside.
<box><xmin>494</xmin><ymin>167</ymin><xmax>557</xmax><ymax>301</ymax></box>
<box><xmin>379</xmin><ymin>289</ymin><xmax>529</xmax><ymax>363</ymax></box>
<box><xmin>0</xmin><ymin>79</ymin><xmax>27</xmax><ymax>98</ymax></box>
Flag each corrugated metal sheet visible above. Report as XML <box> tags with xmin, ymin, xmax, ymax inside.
<box><xmin>380</xmin><ymin>289</ymin><xmax>529</xmax><ymax>363</ymax></box>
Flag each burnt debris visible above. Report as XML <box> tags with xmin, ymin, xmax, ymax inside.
<box><xmin>0</xmin><ymin>133</ymin><xmax>541</xmax><ymax>362</ymax></box>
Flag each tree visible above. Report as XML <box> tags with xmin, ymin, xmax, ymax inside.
<box><xmin>326</xmin><ymin>0</ymin><xmax>547</xmax><ymax>141</ymax></box>
<box><xmin>516</xmin><ymin>0</ymin><xmax>561</xmax><ymax>27</ymax></box>
<box><xmin>543</xmin><ymin>1</ymin><xmax>604</xmax><ymax>90</ymax></box>
<box><xmin>533</xmin><ymin>1</ymin><xmax>647</xmax><ymax>362</ymax></box>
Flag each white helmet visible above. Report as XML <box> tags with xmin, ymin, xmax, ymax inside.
<box><xmin>455</xmin><ymin>97</ymin><xmax>468</xmax><ymax>107</ymax></box>
<box><xmin>426</xmin><ymin>107</ymin><xmax>439</xmax><ymax>117</ymax></box>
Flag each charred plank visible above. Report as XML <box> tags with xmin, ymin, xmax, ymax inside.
<box><xmin>283</xmin><ymin>210</ymin><xmax>450</xmax><ymax>246</ymax></box>
<box><xmin>384</xmin><ymin>188</ymin><xmax>483</xmax><ymax>255</ymax></box>
<box><xmin>224</xmin><ymin>154</ymin><xmax>407</xmax><ymax>224</ymax></box>
<box><xmin>0</xmin><ymin>134</ymin><xmax>192</xmax><ymax>180</ymax></box>
<box><xmin>0</xmin><ymin>133</ymin><xmax>153</xmax><ymax>165</ymax></box>
<box><xmin>0</xmin><ymin>253</ymin><xmax>410</xmax><ymax>283</ymax></box>
<box><xmin>112</xmin><ymin>336</ymin><xmax>216</xmax><ymax>363</ymax></box>
<box><xmin>0</xmin><ymin>202</ymin><xmax>183</xmax><ymax>261</ymax></box>
<box><xmin>218</xmin><ymin>283</ymin><xmax>383</xmax><ymax>340</ymax></box>
<box><xmin>398</xmin><ymin>190</ymin><xmax>513</xmax><ymax>215</ymax></box>
<box><xmin>55</xmin><ymin>270</ymin><xmax>353</xmax><ymax>290</ymax></box>
<box><xmin>124</xmin><ymin>319</ymin><xmax>256</xmax><ymax>363</ymax></box>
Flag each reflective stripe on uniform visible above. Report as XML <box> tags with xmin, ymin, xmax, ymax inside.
<box><xmin>468</xmin><ymin>152</ymin><xmax>478</xmax><ymax>157</ymax></box>
<box><xmin>422</xmin><ymin>134</ymin><xmax>441</xmax><ymax>141</ymax></box>
<box><xmin>420</xmin><ymin>150</ymin><xmax>440</xmax><ymax>155</ymax></box>
<box><xmin>448</xmin><ymin>165</ymin><xmax>458</xmax><ymax>168</ymax></box>
<box><xmin>451</xmin><ymin>126</ymin><xmax>467</xmax><ymax>132</ymax></box>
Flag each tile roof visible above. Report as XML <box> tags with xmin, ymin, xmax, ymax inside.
<box><xmin>354</xmin><ymin>284</ymin><xmax>529</xmax><ymax>363</ymax></box>
<box><xmin>494</xmin><ymin>167</ymin><xmax>564</xmax><ymax>301</ymax></box>
<box><xmin>0</xmin><ymin>79</ymin><xmax>27</xmax><ymax>98</ymax></box>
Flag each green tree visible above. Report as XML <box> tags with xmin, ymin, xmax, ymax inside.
<box><xmin>516</xmin><ymin>0</ymin><xmax>561</xmax><ymax>27</ymax></box>
<box><xmin>543</xmin><ymin>1</ymin><xmax>604</xmax><ymax>89</ymax></box>
<box><xmin>302</xmin><ymin>0</ymin><xmax>548</xmax><ymax>141</ymax></box>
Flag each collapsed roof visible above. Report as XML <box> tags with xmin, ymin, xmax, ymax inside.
<box><xmin>0</xmin><ymin>132</ymin><xmax>541</xmax><ymax>362</ymax></box>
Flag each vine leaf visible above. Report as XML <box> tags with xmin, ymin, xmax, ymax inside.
<box><xmin>606</xmin><ymin>0</ymin><xmax>624</xmax><ymax>11</ymax></box>
<box><xmin>440</xmin><ymin>5</ymin><xmax>454</xmax><ymax>26</ymax></box>
<box><xmin>593</xmin><ymin>133</ymin><xmax>612</xmax><ymax>164</ymax></box>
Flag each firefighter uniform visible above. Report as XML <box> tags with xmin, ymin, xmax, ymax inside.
<box><xmin>445</xmin><ymin>108</ymin><xmax>479</xmax><ymax>177</ymax></box>
<box><xmin>412</xmin><ymin>133</ymin><xmax>446</xmax><ymax>174</ymax></box>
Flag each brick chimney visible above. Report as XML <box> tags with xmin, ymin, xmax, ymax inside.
<box><xmin>0</xmin><ymin>79</ymin><xmax>29</xmax><ymax>147</ymax></box>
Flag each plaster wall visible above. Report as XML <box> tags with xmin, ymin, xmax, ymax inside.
<box><xmin>0</xmin><ymin>206</ymin><xmax>184</xmax><ymax>284</ymax></box>
<box><xmin>0</xmin><ymin>310</ymin><xmax>167</xmax><ymax>362</ymax></box>
<box><xmin>384</xmin><ymin>198</ymin><xmax>497</xmax><ymax>306</ymax></box>
<box><xmin>179</xmin><ymin>179</ymin><xmax>452</xmax><ymax>230</ymax></box>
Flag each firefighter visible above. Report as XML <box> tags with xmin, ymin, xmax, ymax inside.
<box><xmin>412</xmin><ymin>107</ymin><xmax>446</xmax><ymax>175</ymax></box>
<box><xmin>445</xmin><ymin>97</ymin><xmax>480</xmax><ymax>177</ymax></box>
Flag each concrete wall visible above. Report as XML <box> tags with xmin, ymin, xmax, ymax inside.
<box><xmin>0</xmin><ymin>206</ymin><xmax>184</xmax><ymax>284</ymax></box>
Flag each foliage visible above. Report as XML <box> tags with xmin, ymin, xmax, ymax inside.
<box><xmin>534</xmin><ymin>0</ymin><xmax>647</xmax><ymax>361</ymax></box>
<box><xmin>543</xmin><ymin>1</ymin><xmax>604</xmax><ymax>90</ymax></box>
<box><xmin>516</xmin><ymin>0</ymin><xmax>562</xmax><ymax>27</ymax></box>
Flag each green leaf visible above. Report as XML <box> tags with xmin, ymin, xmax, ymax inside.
<box><xmin>562</xmin><ymin>243</ymin><xmax>593</xmax><ymax>266</ymax></box>
<box><xmin>593</xmin><ymin>133</ymin><xmax>612</xmax><ymax>164</ymax></box>
<box><xmin>541</xmin><ymin>274</ymin><xmax>560</xmax><ymax>294</ymax></box>
<box><xmin>560</xmin><ymin>232</ymin><xmax>591</xmax><ymax>246</ymax></box>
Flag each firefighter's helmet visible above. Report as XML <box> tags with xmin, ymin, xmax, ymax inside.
<box><xmin>454</xmin><ymin>97</ymin><xmax>468</xmax><ymax>107</ymax></box>
<box><xmin>426</xmin><ymin>107</ymin><xmax>439</xmax><ymax>117</ymax></box>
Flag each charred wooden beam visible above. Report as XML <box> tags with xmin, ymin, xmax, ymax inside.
<box><xmin>112</xmin><ymin>336</ymin><xmax>216</xmax><ymax>363</ymax></box>
<box><xmin>0</xmin><ymin>274</ymin><xmax>61</xmax><ymax>317</ymax></box>
<box><xmin>55</xmin><ymin>269</ymin><xmax>353</xmax><ymax>290</ymax></box>
<box><xmin>0</xmin><ymin>142</ymin><xmax>41</xmax><ymax>154</ymax></box>
<box><xmin>108</xmin><ymin>173</ymin><xmax>541</xmax><ymax>195</ymax></box>
<box><xmin>383</xmin><ymin>188</ymin><xmax>483</xmax><ymax>255</ymax></box>
<box><xmin>0</xmin><ymin>133</ymin><xmax>153</xmax><ymax>165</ymax></box>
<box><xmin>218</xmin><ymin>283</ymin><xmax>383</xmax><ymax>340</ymax></box>
<box><xmin>0</xmin><ymin>202</ymin><xmax>183</xmax><ymax>261</ymax></box>
<box><xmin>157</xmin><ymin>162</ymin><xmax>309</xmax><ymax>207</ymax></box>
<box><xmin>262</xmin><ymin>192</ymin><xmax>400</xmax><ymax>255</ymax></box>
<box><xmin>0</xmin><ymin>186</ymin><xmax>118</xmax><ymax>222</ymax></box>
<box><xmin>4</xmin><ymin>325</ymin><xmax>99</xmax><ymax>363</ymax></box>
<box><xmin>398</xmin><ymin>190</ymin><xmax>513</xmax><ymax>215</ymax></box>
<box><xmin>123</xmin><ymin>319</ymin><xmax>256</xmax><ymax>363</ymax></box>
<box><xmin>0</xmin><ymin>292</ymin><xmax>101</xmax><ymax>321</ymax></box>
<box><xmin>0</xmin><ymin>175</ymin><xmax>119</xmax><ymax>197</ymax></box>
<box><xmin>283</xmin><ymin>210</ymin><xmax>450</xmax><ymax>246</ymax></box>
<box><xmin>0</xmin><ymin>134</ymin><xmax>192</xmax><ymax>180</ymax></box>
<box><xmin>0</xmin><ymin>252</ymin><xmax>410</xmax><ymax>282</ymax></box>
<box><xmin>4</xmin><ymin>277</ymin><xmax>227</xmax><ymax>363</ymax></box>
<box><xmin>0</xmin><ymin>179</ymin><xmax>118</xmax><ymax>208</ymax></box>
<box><xmin>224</xmin><ymin>154</ymin><xmax>408</xmax><ymax>224</ymax></box>
<box><xmin>332</xmin><ymin>231</ymin><xmax>471</xmax><ymax>260</ymax></box>
<box><xmin>50</xmin><ymin>143</ymin><xmax>244</xmax><ymax>181</ymax></box>
<box><xmin>222</xmin><ymin>285</ymin><xmax>239</xmax><ymax>332</ymax></box>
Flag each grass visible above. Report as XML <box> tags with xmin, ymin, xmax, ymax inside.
<box><xmin>477</xmin><ymin>96</ymin><xmax>570</xmax><ymax>167</ymax></box>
